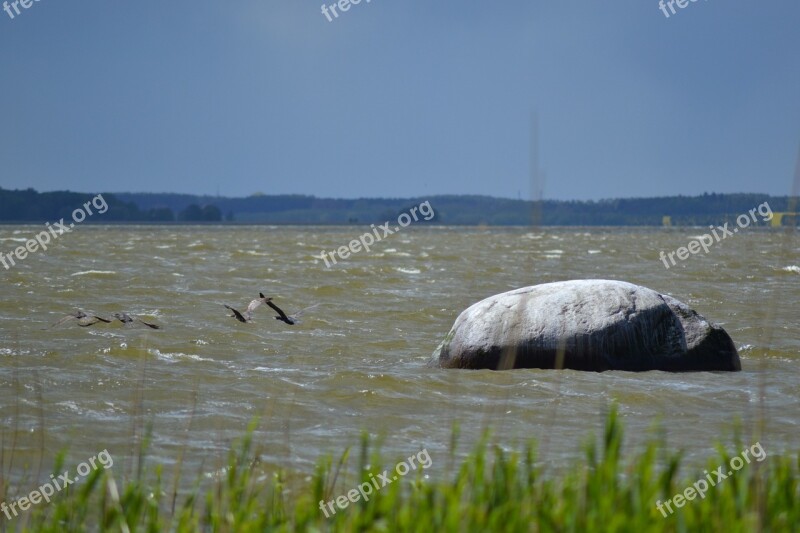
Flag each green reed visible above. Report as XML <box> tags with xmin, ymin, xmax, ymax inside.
<box><xmin>5</xmin><ymin>407</ymin><xmax>798</xmax><ymax>532</ymax></box>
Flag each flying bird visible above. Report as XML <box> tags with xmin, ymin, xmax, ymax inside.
<box><xmin>266</xmin><ymin>300</ymin><xmax>319</xmax><ymax>325</ymax></box>
<box><xmin>113</xmin><ymin>312</ymin><xmax>161</xmax><ymax>330</ymax></box>
<box><xmin>224</xmin><ymin>293</ymin><xmax>270</xmax><ymax>323</ymax></box>
<box><xmin>50</xmin><ymin>309</ymin><xmax>112</xmax><ymax>328</ymax></box>
<box><xmin>224</xmin><ymin>304</ymin><xmax>248</xmax><ymax>323</ymax></box>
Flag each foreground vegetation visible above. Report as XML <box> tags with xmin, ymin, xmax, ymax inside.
<box><xmin>3</xmin><ymin>409</ymin><xmax>798</xmax><ymax>532</ymax></box>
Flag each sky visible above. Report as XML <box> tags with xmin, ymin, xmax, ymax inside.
<box><xmin>0</xmin><ymin>0</ymin><xmax>798</xmax><ymax>201</ymax></box>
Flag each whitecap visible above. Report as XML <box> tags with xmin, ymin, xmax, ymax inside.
<box><xmin>149</xmin><ymin>349</ymin><xmax>212</xmax><ymax>363</ymax></box>
<box><xmin>253</xmin><ymin>366</ymin><xmax>293</xmax><ymax>373</ymax></box>
<box><xmin>71</xmin><ymin>270</ymin><xmax>116</xmax><ymax>276</ymax></box>
<box><xmin>397</xmin><ymin>267</ymin><xmax>421</xmax><ymax>274</ymax></box>
<box><xmin>57</xmin><ymin>401</ymin><xmax>83</xmax><ymax>413</ymax></box>
<box><xmin>781</xmin><ymin>266</ymin><xmax>800</xmax><ymax>274</ymax></box>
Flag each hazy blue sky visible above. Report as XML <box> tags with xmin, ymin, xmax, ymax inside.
<box><xmin>1</xmin><ymin>1</ymin><xmax>798</xmax><ymax>200</ymax></box>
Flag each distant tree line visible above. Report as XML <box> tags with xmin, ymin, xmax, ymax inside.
<box><xmin>115</xmin><ymin>191</ymin><xmax>798</xmax><ymax>226</ymax></box>
<box><xmin>177</xmin><ymin>204</ymin><xmax>223</xmax><ymax>222</ymax></box>
<box><xmin>1</xmin><ymin>187</ymin><xmax>797</xmax><ymax>226</ymax></box>
<box><xmin>0</xmin><ymin>188</ymin><xmax>222</xmax><ymax>222</ymax></box>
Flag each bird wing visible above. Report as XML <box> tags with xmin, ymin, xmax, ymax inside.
<box><xmin>245</xmin><ymin>298</ymin><xmax>265</xmax><ymax>318</ymax></box>
<box><xmin>50</xmin><ymin>314</ymin><xmax>78</xmax><ymax>328</ymax></box>
<box><xmin>136</xmin><ymin>318</ymin><xmax>161</xmax><ymax>329</ymax></box>
<box><xmin>288</xmin><ymin>303</ymin><xmax>320</xmax><ymax>322</ymax></box>
<box><xmin>225</xmin><ymin>304</ymin><xmax>248</xmax><ymax>323</ymax></box>
<box><xmin>78</xmin><ymin>313</ymin><xmax>112</xmax><ymax>327</ymax></box>
<box><xmin>266</xmin><ymin>300</ymin><xmax>290</xmax><ymax>321</ymax></box>
<box><xmin>77</xmin><ymin>316</ymin><xmax>103</xmax><ymax>327</ymax></box>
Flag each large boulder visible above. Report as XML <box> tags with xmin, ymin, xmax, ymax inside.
<box><xmin>429</xmin><ymin>280</ymin><xmax>740</xmax><ymax>372</ymax></box>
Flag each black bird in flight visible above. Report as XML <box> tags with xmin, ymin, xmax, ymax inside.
<box><xmin>266</xmin><ymin>300</ymin><xmax>319</xmax><ymax>325</ymax></box>
<box><xmin>50</xmin><ymin>309</ymin><xmax>112</xmax><ymax>328</ymax></box>
<box><xmin>113</xmin><ymin>312</ymin><xmax>161</xmax><ymax>329</ymax></box>
<box><xmin>224</xmin><ymin>293</ymin><xmax>270</xmax><ymax>323</ymax></box>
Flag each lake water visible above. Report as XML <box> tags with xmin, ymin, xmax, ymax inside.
<box><xmin>1</xmin><ymin>225</ymin><xmax>798</xmax><ymax>488</ymax></box>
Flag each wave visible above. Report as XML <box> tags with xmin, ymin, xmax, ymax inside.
<box><xmin>71</xmin><ymin>270</ymin><xmax>116</xmax><ymax>276</ymax></box>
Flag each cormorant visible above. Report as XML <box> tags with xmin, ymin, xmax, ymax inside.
<box><xmin>224</xmin><ymin>293</ymin><xmax>269</xmax><ymax>323</ymax></box>
<box><xmin>51</xmin><ymin>309</ymin><xmax>112</xmax><ymax>328</ymax></box>
<box><xmin>113</xmin><ymin>312</ymin><xmax>161</xmax><ymax>329</ymax></box>
<box><xmin>266</xmin><ymin>300</ymin><xmax>319</xmax><ymax>325</ymax></box>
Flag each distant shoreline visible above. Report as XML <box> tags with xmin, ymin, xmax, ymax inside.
<box><xmin>0</xmin><ymin>222</ymin><xmax>792</xmax><ymax>229</ymax></box>
<box><xmin>1</xmin><ymin>187</ymin><xmax>797</xmax><ymax>226</ymax></box>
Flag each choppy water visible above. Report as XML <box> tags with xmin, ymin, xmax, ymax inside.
<box><xmin>1</xmin><ymin>225</ymin><xmax>798</xmax><ymax>488</ymax></box>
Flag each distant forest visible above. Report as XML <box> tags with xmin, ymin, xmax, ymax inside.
<box><xmin>0</xmin><ymin>187</ymin><xmax>798</xmax><ymax>226</ymax></box>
